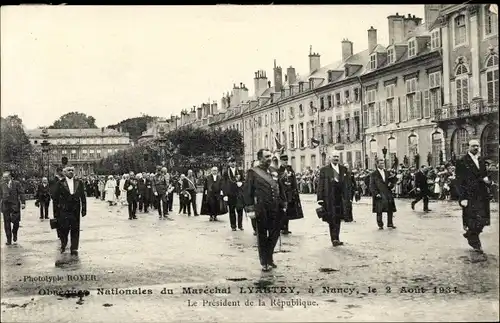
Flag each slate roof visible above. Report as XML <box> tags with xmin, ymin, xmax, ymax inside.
<box><xmin>26</xmin><ymin>128</ymin><xmax>129</xmax><ymax>138</ymax></box>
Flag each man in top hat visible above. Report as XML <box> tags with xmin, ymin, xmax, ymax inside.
<box><xmin>278</xmin><ymin>154</ymin><xmax>303</xmax><ymax>235</ymax></box>
<box><xmin>52</xmin><ymin>165</ymin><xmax>86</xmax><ymax>256</ymax></box>
<box><xmin>316</xmin><ymin>148</ymin><xmax>351</xmax><ymax>247</ymax></box>
<box><xmin>1</xmin><ymin>171</ymin><xmax>26</xmax><ymax>245</ymax></box>
<box><xmin>201</xmin><ymin>166</ymin><xmax>226</xmax><ymax>221</ymax></box>
<box><xmin>223</xmin><ymin>156</ymin><xmax>245</xmax><ymax>231</ymax></box>
<box><xmin>456</xmin><ymin>139</ymin><xmax>492</xmax><ymax>253</ymax></box>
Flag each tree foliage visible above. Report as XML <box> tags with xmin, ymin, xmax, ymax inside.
<box><xmin>49</xmin><ymin>112</ymin><xmax>98</xmax><ymax>129</ymax></box>
<box><xmin>107</xmin><ymin>114</ymin><xmax>156</xmax><ymax>143</ymax></box>
<box><xmin>94</xmin><ymin>126</ymin><xmax>244</xmax><ymax>174</ymax></box>
<box><xmin>0</xmin><ymin>115</ymin><xmax>41</xmax><ymax>178</ymax></box>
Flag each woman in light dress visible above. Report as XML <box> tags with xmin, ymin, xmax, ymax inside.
<box><xmin>105</xmin><ymin>175</ymin><xmax>117</xmax><ymax>206</ymax></box>
<box><xmin>119</xmin><ymin>174</ymin><xmax>129</xmax><ymax>206</ymax></box>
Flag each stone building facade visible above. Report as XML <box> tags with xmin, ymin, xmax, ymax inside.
<box><xmin>26</xmin><ymin>128</ymin><xmax>131</xmax><ymax>176</ymax></box>
<box><xmin>432</xmin><ymin>3</ymin><xmax>498</xmax><ymax>163</ymax></box>
<box><xmin>163</xmin><ymin>4</ymin><xmax>498</xmax><ymax>170</ymax></box>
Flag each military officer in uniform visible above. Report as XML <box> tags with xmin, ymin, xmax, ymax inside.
<box><xmin>244</xmin><ymin>149</ymin><xmax>287</xmax><ymax>272</ymax></box>
<box><xmin>278</xmin><ymin>154</ymin><xmax>303</xmax><ymax>235</ymax></box>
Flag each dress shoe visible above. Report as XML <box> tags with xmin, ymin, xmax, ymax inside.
<box><xmin>411</xmin><ymin>202</ymin><xmax>415</xmax><ymax>210</ymax></box>
<box><xmin>282</xmin><ymin>230</ymin><xmax>291</xmax><ymax>235</ymax></box>
<box><xmin>378</xmin><ymin>227</ymin><xmax>384</xmax><ymax>230</ymax></box>
<box><xmin>44</xmin><ymin>217</ymin><xmax>49</xmax><ymax>219</ymax></box>
<box><xmin>261</xmin><ymin>265</ymin><xmax>271</xmax><ymax>272</ymax></box>
<box><xmin>388</xmin><ymin>225</ymin><xmax>397</xmax><ymax>229</ymax></box>
<box><xmin>424</xmin><ymin>209</ymin><xmax>432</xmax><ymax>212</ymax></box>
<box><xmin>70</xmin><ymin>250</ymin><xmax>78</xmax><ymax>256</ymax></box>
<box><xmin>209</xmin><ymin>217</ymin><xmax>213</xmax><ymax>222</ymax></box>
<box><xmin>232</xmin><ymin>228</ymin><xmax>237</xmax><ymax>231</ymax></box>
<box><xmin>60</xmin><ymin>247</ymin><xmax>66</xmax><ymax>254</ymax></box>
<box><xmin>132</xmin><ymin>217</ymin><xmax>138</xmax><ymax>219</ymax></box>
<box><xmin>269</xmin><ymin>262</ymin><xmax>277</xmax><ymax>268</ymax></box>
<box><xmin>332</xmin><ymin>240</ymin><xmax>344</xmax><ymax>246</ymax></box>
<box><xmin>129</xmin><ymin>218</ymin><xmax>133</xmax><ymax>220</ymax></box>
<box><xmin>6</xmin><ymin>241</ymin><xmax>12</xmax><ymax>246</ymax></box>
<box><xmin>13</xmin><ymin>235</ymin><xmax>17</xmax><ymax>242</ymax></box>
<box><xmin>239</xmin><ymin>227</ymin><xmax>244</xmax><ymax>231</ymax></box>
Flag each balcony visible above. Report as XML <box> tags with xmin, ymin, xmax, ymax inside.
<box><xmin>434</xmin><ymin>99</ymin><xmax>498</xmax><ymax>122</ymax></box>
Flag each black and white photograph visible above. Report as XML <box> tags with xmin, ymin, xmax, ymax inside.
<box><xmin>1</xmin><ymin>3</ymin><xmax>498</xmax><ymax>322</ymax></box>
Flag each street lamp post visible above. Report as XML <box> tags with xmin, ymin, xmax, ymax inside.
<box><xmin>157</xmin><ymin>127</ymin><xmax>167</xmax><ymax>166</ymax></box>
<box><xmin>382</xmin><ymin>146</ymin><xmax>388</xmax><ymax>168</ymax></box>
<box><xmin>40</xmin><ymin>128</ymin><xmax>51</xmax><ymax>177</ymax></box>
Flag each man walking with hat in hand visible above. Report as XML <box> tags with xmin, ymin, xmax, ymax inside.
<box><xmin>52</xmin><ymin>165</ymin><xmax>86</xmax><ymax>256</ymax></box>
<box><xmin>456</xmin><ymin>139</ymin><xmax>492</xmax><ymax>253</ymax></box>
<box><xmin>316</xmin><ymin>149</ymin><xmax>350</xmax><ymax>247</ymax></box>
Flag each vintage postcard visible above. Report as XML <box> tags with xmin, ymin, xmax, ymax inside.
<box><xmin>1</xmin><ymin>4</ymin><xmax>499</xmax><ymax>322</ymax></box>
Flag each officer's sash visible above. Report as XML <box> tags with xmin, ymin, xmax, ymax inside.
<box><xmin>252</xmin><ymin>167</ymin><xmax>277</xmax><ymax>189</ymax></box>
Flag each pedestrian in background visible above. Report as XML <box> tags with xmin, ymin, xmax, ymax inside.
<box><xmin>370</xmin><ymin>158</ymin><xmax>397</xmax><ymax>230</ymax></box>
<box><xmin>1</xmin><ymin>171</ymin><xmax>26</xmax><ymax>245</ymax></box>
<box><xmin>35</xmin><ymin>177</ymin><xmax>51</xmax><ymax>220</ymax></box>
<box><xmin>104</xmin><ymin>175</ymin><xmax>116</xmax><ymax>206</ymax></box>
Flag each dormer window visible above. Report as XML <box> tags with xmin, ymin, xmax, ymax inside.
<box><xmin>387</xmin><ymin>48</ymin><xmax>395</xmax><ymax>65</ymax></box>
<box><xmin>484</xmin><ymin>4</ymin><xmax>498</xmax><ymax>37</ymax></box>
<box><xmin>369</xmin><ymin>54</ymin><xmax>377</xmax><ymax>70</ymax></box>
<box><xmin>408</xmin><ymin>39</ymin><xmax>416</xmax><ymax>58</ymax></box>
<box><xmin>328</xmin><ymin>70</ymin><xmax>333</xmax><ymax>83</ymax></box>
<box><xmin>431</xmin><ymin>30</ymin><xmax>441</xmax><ymax>49</ymax></box>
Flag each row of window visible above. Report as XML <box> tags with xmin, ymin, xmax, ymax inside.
<box><xmin>256</xmin><ymin>114</ymin><xmax>362</xmax><ymax>151</ymax></box>
<box><xmin>246</xmin><ymin>88</ymin><xmax>362</xmax><ymax>130</ymax></box>
<box><xmin>33</xmin><ymin>137</ymin><xmax>129</xmax><ymax>145</ymax></box>
<box><xmin>49</xmin><ymin>148</ymin><xmax>122</xmax><ymax>160</ymax></box>
<box><xmin>369</xmin><ymin>7</ymin><xmax>498</xmax><ymax>71</ymax></box>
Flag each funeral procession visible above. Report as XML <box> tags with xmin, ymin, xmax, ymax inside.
<box><xmin>1</xmin><ymin>4</ymin><xmax>498</xmax><ymax>322</ymax></box>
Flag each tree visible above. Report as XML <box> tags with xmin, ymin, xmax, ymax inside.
<box><xmin>94</xmin><ymin>126</ymin><xmax>244</xmax><ymax>174</ymax></box>
<box><xmin>107</xmin><ymin>115</ymin><xmax>157</xmax><ymax>143</ymax></box>
<box><xmin>0</xmin><ymin>115</ymin><xmax>39</xmax><ymax>177</ymax></box>
<box><xmin>49</xmin><ymin>112</ymin><xmax>98</xmax><ymax>129</ymax></box>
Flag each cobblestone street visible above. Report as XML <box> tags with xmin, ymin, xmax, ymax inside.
<box><xmin>1</xmin><ymin>195</ymin><xmax>498</xmax><ymax>322</ymax></box>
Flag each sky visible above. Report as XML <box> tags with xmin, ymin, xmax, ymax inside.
<box><xmin>1</xmin><ymin>5</ymin><xmax>425</xmax><ymax>130</ymax></box>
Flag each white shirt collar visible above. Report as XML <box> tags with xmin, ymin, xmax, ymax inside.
<box><xmin>331</xmin><ymin>163</ymin><xmax>339</xmax><ymax>169</ymax></box>
<box><xmin>468</xmin><ymin>152</ymin><xmax>479</xmax><ymax>160</ymax></box>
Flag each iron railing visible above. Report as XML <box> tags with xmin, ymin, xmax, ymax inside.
<box><xmin>434</xmin><ymin>99</ymin><xmax>498</xmax><ymax>121</ymax></box>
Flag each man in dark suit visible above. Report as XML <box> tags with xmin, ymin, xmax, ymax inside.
<box><xmin>223</xmin><ymin>156</ymin><xmax>246</xmax><ymax>231</ymax></box>
<box><xmin>152</xmin><ymin>167</ymin><xmax>172</xmax><ymax>220</ymax></box>
<box><xmin>456</xmin><ymin>139</ymin><xmax>492</xmax><ymax>253</ymax></box>
<box><xmin>244</xmin><ymin>149</ymin><xmax>287</xmax><ymax>272</ymax></box>
<box><xmin>1</xmin><ymin>171</ymin><xmax>26</xmax><ymax>245</ymax></box>
<box><xmin>370</xmin><ymin>158</ymin><xmax>397</xmax><ymax>230</ymax></box>
<box><xmin>52</xmin><ymin>165</ymin><xmax>86</xmax><ymax>256</ymax></box>
<box><xmin>411</xmin><ymin>165</ymin><xmax>431</xmax><ymax>212</ymax></box>
<box><xmin>203</xmin><ymin>166</ymin><xmax>225</xmax><ymax>222</ymax></box>
<box><xmin>316</xmin><ymin>149</ymin><xmax>352</xmax><ymax>247</ymax></box>
<box><xmin>278</xmin><ymin>154</ymin><xmax>303</xmax><ymax>235</ymax></box>
<box><xmin>35</xmin><ymin>177</ymin><xmax>51</xmax><ymax>220</ymax></box>
<box><xmin>185</xmin><ymin>170</ymin><xmax>198</xmax><ymax>216</ymax></box>
<box><xmin>125</xmin><ymin>175</ymin><xmax>139</xmax><ymax>220</ymax></box>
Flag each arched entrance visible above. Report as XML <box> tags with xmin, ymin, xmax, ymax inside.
<box><xmin>481</xmin><ymin>123</ymin><xmax>498</xmax><ymax>162</ymax></box>
<box><xmin>451</xmin><ymin>127</ymin><xmax>470</xmax><ymax>159</ymax></box>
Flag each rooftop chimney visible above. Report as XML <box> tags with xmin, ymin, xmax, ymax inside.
<box><xmin>273</xmin><ymin>59</ymin><xmax>283</xmax><ymax>92</ymax></box>
<box><xmin>341</xmin><ymin>39</ymin><xmax>353</xmax><ymax>61</ymax></box>
<box><xmin>308</xmin><ymin>45</ymin><xmax>321</xmax><ymax>73</ymax></box>
<box><xmin>368</xmin><ymin>26</ymin><xmax>377</xmax><ymax>52</ymax></box>
<box><xmin>268</xmin><ymin>81</ymin><xmax>271</xmax><ymax>88</ymax></box>
<box><xmin>387</xmin><ymin>13</ymin><xmax>405</xmax><ymax>44</ymax></box>
<box><xmin>254</xmin><ymin>70</ymin><xmax>268</xmax><ymax>97</ymax></box>
<box><xmin>286</xmin><ymin>66</ymin><xmax>296</xmax><ymax>84</ymax></box>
